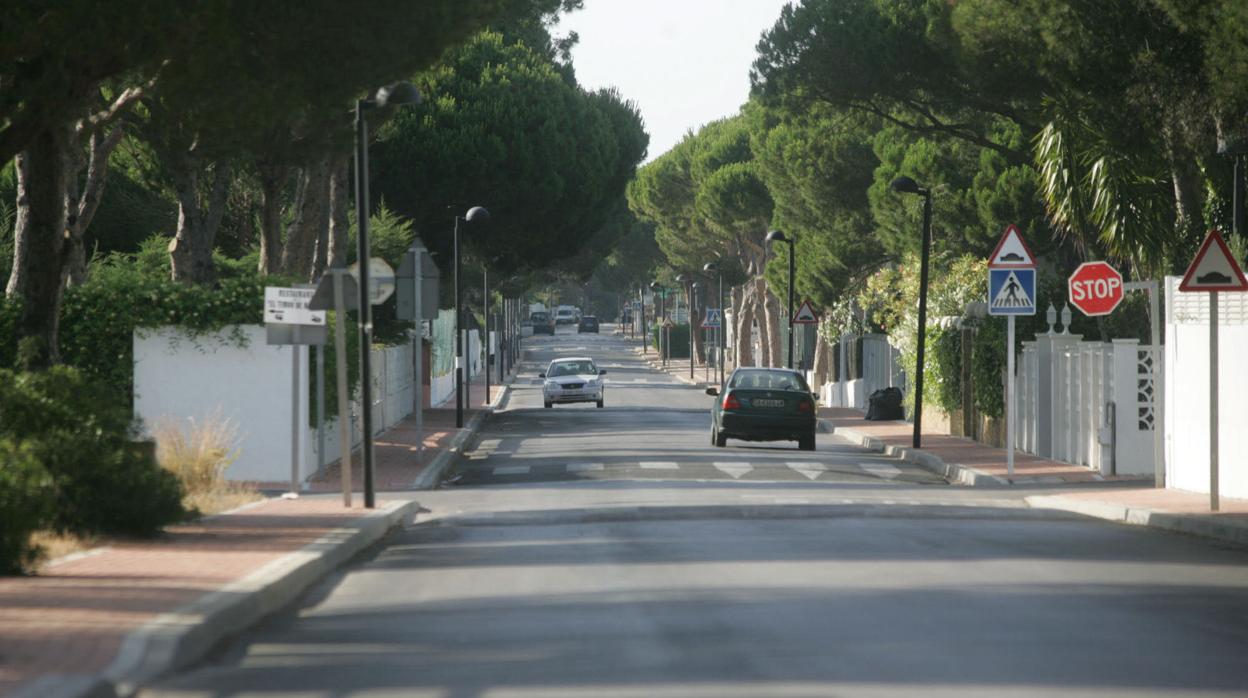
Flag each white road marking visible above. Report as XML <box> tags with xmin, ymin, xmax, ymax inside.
<box><xmin>493</xmin><ymin>466</ymin><xmax>530</xmax><ymax>476</ymax></box>
<box><xmin>477</xmin><ymin>438</ymin><xmax>502</xmax><ymax>451</ymax></box>
<box><xmin>713</xmin><ymin>462</ymin><xmax>754</xmax><ymax>479</ymax></box>
<box><xmin>786</xmin><ymin>462</ymin><xmax>826</xmax><ymax>480</ymax></box>
<box><xmin>567</xmin><ymin>462</ymin><xmax>605</xmax><ymax>473</ymax></box>
<box><xmin>862</xmin><ymin>463</ymin><xmax>903</xmax><ymax>479</ymax></box>
<box><xmin>639</xmin><ymin>461</ymin><xmax>680</xmax><ymax>470</ymax></box>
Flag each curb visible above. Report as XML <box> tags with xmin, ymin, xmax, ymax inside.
<box><xmin>411</xmin><ymin>380</ymin><xmax>512</xmax><ymax>490</ymax></box>
<box><xmin>831</xmin><ymin>425</ymin><xmax>1008</xmax><ymax>487</ymax></box>
<box><xmin>1024</xmin><ymin>495</ymin><xmax>1248</xmax><ymax>547</ymax></box>
<box><xmin>14</xmin><ymin>498</ymin><xmax>422</xmax><ymax>698</ymax></box>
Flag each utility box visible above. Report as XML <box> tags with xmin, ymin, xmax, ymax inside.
<box><xmin>396</xmin><ymin>240</ymin><xmax>440</xmax><ymax>321</ymax></box>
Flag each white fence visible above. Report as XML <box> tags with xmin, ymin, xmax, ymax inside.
<box><xmin>820</xmin><ymin>333</ymin><xmax>903</xmax><ymax>409</ymax></box>
<box><xmin>134</xmin><ymin>324</ymin><xmax>477</xmax><ymax>485</ymax></box>
<box><xmin>1016</xmin><ymin>334</ymin><xmax>1158</xmax><ymax>475</ymax></box>
<box><xmin>1165</xmin><ymin>276</ymin><xmax>1248</xmax><ymax>499</ymax></box>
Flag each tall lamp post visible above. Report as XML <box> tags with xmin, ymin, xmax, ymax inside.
<box><xmin>675</xmin><ymin>274</ymin><xmax>693</xmax><ymax>379</ymax></box>
<box><xmin>703</xmin><ymin>262</ymin><xmax>724</xmax><ymax>386</ymax></box>
<box><xmin>639</xmin><ymin>287</ymin><xmax>648</xmax><ymax>354</ymax></box>
<box><xmin>765</xmin><ymin>230</ymin><xmax>797</xmax><ymax>369</ymax></box>
<box><xmin>891</xmin><ymin>175</ymin><xmax>933</xmax><ymax>449</ymax></box>
<box><xmin>355</xmin><ymin>82</ymin><xmax>420</xmax><ymax>509</ymax></box>
<box><xmin>690</xmin><ymin>281</ymin><xmax>700</xmax><ymax>381</ymax></box>
<box><xmin>454</xmin><ymin>206</ymin><xmax>490</xmax><ymax>428</ymax></box>
<box><xmin>649</xmin><ymin>281</ymin><xmax>666</xmax><ymax>364</ymax></box>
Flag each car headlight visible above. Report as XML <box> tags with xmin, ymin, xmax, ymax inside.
<box><xmin>586</xmin><ymin>378</ymin><xmax>600</xmax><ymax>387</ymax></box>
<box><xmin>545</xmin><ymin>381</ymin><xmax>559</xmax><ymax>389</ymax></box>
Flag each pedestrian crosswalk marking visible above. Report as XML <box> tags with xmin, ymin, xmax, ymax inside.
<box><xmin>493</xmin><ymin>466</ymin><xmax>530</xmax><ymax>476</ymax></box>
<box><xmin>639</xmin><ymin>461</ymin><xmax>679</xmax><ymax>470</ymax></box>
<box><xmin>567</xmin><ymin>462</ymin><xmax>604</xmax><ymax>473</ymax></box>
<box><xmin>786</xmin><ymin>462</ymin><xmax>826</xmax><ymax>480</ymax></box>
<box><xmin>713</xmin><ymin>462</ymin><xmax>754</xmax><ymax>479</ymax></box>
<box><xmin>862</xmin><ymin>463</ymin><xmax>902</xmax><ymax>479</ymax></box>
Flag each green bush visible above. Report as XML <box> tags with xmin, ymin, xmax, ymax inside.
<box><xmin>0</xmin><ymin>367</ymin><xmax>186</xmax><ymax>538</ymax></box>
<box><xmin>930</xmin><ymin>326</ymin><xmax>964</xmax><ymax>414</ymax></box>
<box><xmin>652</xmin><ymin>323</ymin><xmax>690</xmax><ymax>358</ymax></box>
<box><xmin>0</xmin><ymin>438</ymin><xmax>55</xmax><ymax>574</ymax></box>
<box><xmin>971</xmin><ymin>319</ymin><xmax>1007</xmax><ymax>418</ymax></box>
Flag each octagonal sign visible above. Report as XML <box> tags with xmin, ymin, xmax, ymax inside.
<box><xmin>1069</xmin><ymin>261</ymin><xmax>1124</xmax><ymax>316</ymax></box>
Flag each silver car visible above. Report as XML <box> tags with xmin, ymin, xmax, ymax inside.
<box><xmin>541</xmin><ymin>357</ymin><xmax>606</xmax><ymax>408</ymax></box>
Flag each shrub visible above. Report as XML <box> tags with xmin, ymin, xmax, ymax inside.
<box><xmin>0</xmin><ymin>439</ymin><xmax>55</xmax><ymax>574</ymax></box>
<box><xmin>0</xmin><ymin>367</ymin><xmax>186</xmax><ymax>537</ymax></box>
<box><xmin>151</xmin><ymin>414</ymin><xmax>258</xmax><ymax>515</ymax></box>
<box><xmin>652</xmin><ymin>323</ymin><xmax>690</xmax><ymax>358</ymax></box>
<box><xmin>930</xmin><ymin>325</ymin><xmax>964</xmax><ymax>414</ymax></box>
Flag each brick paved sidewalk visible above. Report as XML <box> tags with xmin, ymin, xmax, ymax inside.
<box><xmin>0</xmin><ymin>373</ymin><xmax>512</xmax><ymax>698</ymax></box>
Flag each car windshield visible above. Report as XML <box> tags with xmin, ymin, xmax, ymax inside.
<box><xmin>549</xmin><ymin>361</ymin><xmax>594</xmax><ymax>377</ymax></box>
<box><xmin>531</xmin><ymin>313</ymin><xmax>548</xmax><ymax>321</ymax></box>
<box><xmin>729</xmin><ymin>370</ymin><xmax>809</xmax><ymax>392</ymax></box>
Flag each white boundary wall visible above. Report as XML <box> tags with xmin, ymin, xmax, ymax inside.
<box><xmin>1165</xmin><ymin>277</ymin><xmax>1248</xmax><ymax>498</ymax></box>
<box><xmin>134</xmin><ymin>324</ymin><xmax>478</xmax><ymax>485</ymax></box>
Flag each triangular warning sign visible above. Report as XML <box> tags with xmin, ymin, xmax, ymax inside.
<box><xmin>988</xmin><ymin>224</ymin><xmax>1036</xmax><ymax>268</ymax></box>
<box><xmin>991</xmin><ymin>270</ymin><xmax>1033</xmax><ymax>309</ymax></box>
<box><xmin>1179</xmin><ymin>229</ymin><xmax>1248</xmax><ymax>292</ymax></box>
<box><xmin>792</xmin><ymin>299</ymin><xmax>819</xmax><ymax>324</ymax></box>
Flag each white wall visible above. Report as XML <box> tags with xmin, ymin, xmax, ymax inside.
<box><xmin>134</xmin><ymin>325</ymin><xmax>311</xmax><ymax>485</ymax></box>
<box><xmin>1166</xmin><ymin>277</ymin><xmax>1248</xmax><ymax>498</ymax></box>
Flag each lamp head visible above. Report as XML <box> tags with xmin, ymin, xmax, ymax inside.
<box><xmin>675</xmin><ymin>273</ymin><xmax>688</xmax><ymax>283</ymax></box>
<box><xmin>765</xmin><ymin>230</ymin><xmax>789</xmax><ymax>244</ymax></box>
<box><xmin>649</xmin><ymin>281</ymin><xmax>661</xmax><ymax>291</ymax></box>
<box><xmin>372</xmin><ymin>82</ymin><xmax>422</xmax><ymax>108</ymax></box>
<box><xmin>703</xmin><ymin>262</ymin><xmax>719</xmax><ymax>273</ymax></box>
<box><xmin>465</xmin><ymin>206</ymin><xmax>490</xmax><ymax>222</ymax></box>
<box><xmin>890</xmin><ymin>176</ymin><xmax>926</xmax><ymax>195</ymax></box>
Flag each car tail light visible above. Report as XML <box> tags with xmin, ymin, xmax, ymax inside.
<box><xmin>797</xmin><ymin>399</ymin><xmax>813</xmax><ymax>413</ymax></box>
<box><xmin>722</xmin><ymin>392</ymin><xmax>742</xmax><ymax>410</ymax></box>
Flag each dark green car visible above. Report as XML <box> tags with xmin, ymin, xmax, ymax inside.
<box><xmin>706</xmin><ymin>368</ymin><xmax>817</xmax><ymax>450</ymax></box>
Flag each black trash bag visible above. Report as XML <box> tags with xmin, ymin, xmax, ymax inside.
<box><xmin>865</xmin><ymin>387</ymin><xmax>904</xmax><ymax>421</ymax></box>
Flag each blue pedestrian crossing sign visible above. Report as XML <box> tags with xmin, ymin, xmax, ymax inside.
<box><xmin>988</xmin><ymin>268</ymin><xmax>1036</xmax><ymax>316</ymax></box>
<box><xmin>703</xmin><ymin>308</ymin><xmax>722</xmax><ymax>328</ymax></box>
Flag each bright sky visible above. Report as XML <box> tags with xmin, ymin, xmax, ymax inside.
<box><xmin>558</xmin><ymin>0</ymin><xmax>793</xmax><ymax>163</ymax></box>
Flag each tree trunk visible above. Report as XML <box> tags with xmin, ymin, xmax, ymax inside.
<box><xmin>62</xmin><ymin>127</ymin><xmax>125</xmax><ymax>287</ymax></box>
<box><xmin>282</xmin><ymin>156</ymin><xmax>331</xmax><ymax>282</ymax></box>
<box><xmin>762</xmin><ymin>284</ymin><xmax>783</xmax><ymax>367</ymax></box>
<box><xmin>812</xmin><ymin>330</ymin><xmax>831</xmax><ymax>391</ymax></box>
<box><xmin>8</xmin><ymin>128</ymin><xmax>69</xmax><ymax>368</ymax></box>
<box><xmin>752</xmin><ymin>278</ymin><xmax>771</xmax><ymax>367</ymax></box>
<box><xmin>256</xmin><ymin>159</ymin><xmax>288</xmax><ymax>275</ymax></box>
<box><xmin>327</xmin><ymin>155</ymin><xmax>350</xmax><ymax>269</ymax></box>
<box><xmin>169</xmin><ymin>159</ymin><xmax>230</xmax><ymax>285</ymax></box>
<box><xmin>735</xmin><ymin>283</ymin><xmax>755</xmax><ymax>368</ymax></box>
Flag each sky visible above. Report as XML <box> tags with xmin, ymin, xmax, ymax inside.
<box><xmin>558</xmin><ymin>0</ymin><xmax>793</xmax><ymax>163</ymax></box>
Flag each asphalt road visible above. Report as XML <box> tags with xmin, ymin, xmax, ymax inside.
<box><xmin>143</xmin><ymin>326</ymin><xmax>1248</xmax><ymax>698</ymax></box>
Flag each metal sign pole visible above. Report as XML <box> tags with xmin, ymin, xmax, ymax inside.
<box><xmin>316</xmin><ymin>343</ymin><xmax>325</xmax><ymax>482</ymax></box>
<box><xmin>1007</xmin><ymin>315</ymin><xmax>1016</xmax><ymax>480</ymax></box>
<box><xmin>1210</xmin><ymin>290</ymin><xmax>1219</xmax><ymax>512</ymax></box>
<box><xmin>333</xmin><ymin>271</ymin><xmax>352</xmax><ymax>507</ymax></box>
<box><xmin>413</xmin><ymin>254</ymin><xmax>424</xmax><ymax>465</ymax></box>
<box><xmin>289</xmin><ymin>341</ymin><xmax>301</xmax><ymax>497</ymax></box>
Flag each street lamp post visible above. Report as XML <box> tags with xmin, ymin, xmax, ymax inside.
<box><xmin>690</xmin><ymin>281</ymin><xmax>700</xmax><ymax>381</ymax></box>
<box><xmin>891</xmin><ymin>175</ymin><xmax>933</xmax><ymax>449</ymax></box>
<box><xmin>354</xmin><ymin>82</ymin><xmax>420</xmax><ymax>509</ymax></box>
<box><xmin>483</xmin><ymin>267</ymin><xmax>490</xmax><ymax>408</ymax></box>
<box><xmin>649</xmin><ymin>281</ymin><xmax>665</xmax><ymax>364</ymax></box>
<box><xmin>703</xmin><ymin>262</ymin><xmax>724</xmax><ymax>386</ymax></box>
<box><xmin>454</xmin><ymin>206</ymin><xmax>490</xmax><ymax>429</ymax></box>
<box><xmin>675</xmin><ymin>274</ymin><xmax>693</xmax><ymax>379</ymax></box>
<box><xmin>765</xmin><ymin>231</ymin><xmax>796</xmax><ymax>369</ymax></box>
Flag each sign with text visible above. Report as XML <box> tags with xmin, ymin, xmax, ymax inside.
<box><xmin>1069</xmin><ymin>261</ymin><xmax>1124</xmax><ymax>316</ymax></box>
<box><xmin>265</xmin><ymin>287</ymin><xmax>325</xmax><ymax>326</ymax></box>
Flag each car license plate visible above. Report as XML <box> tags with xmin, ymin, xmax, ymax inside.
<box><xmin>754</xmin><ymin>398</ymin><xmax>785</xmax><ymax>408</ymax></box>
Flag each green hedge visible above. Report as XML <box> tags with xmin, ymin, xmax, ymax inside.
<box><xmin>652</xmin><ymin>323</ymin><xmax>690</xmax><ymax>358</ymax></box>
<box><xmin>0</xmin><ymin>438</ymin><xmax>54</xmax><ymax>574</ymax></box>
<box><xmin>0</xmin><ymin>367</ymin><xmax>187</xmax><ymax>572</ymax></box>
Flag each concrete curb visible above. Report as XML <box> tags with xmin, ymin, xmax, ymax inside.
<box><xmin>411</xmin><ymin>380</ymin><xmax>512</xmax><ymax>490</ymax></box>
<box><xmin>831</xmin><ymin>425</ymin><xmax>1008</xmax><ymax>487</ymax></box>
<box><xmin>1024</xmin><ymin>495</ymin><xmax>1248</xmax><ymax>547</ymax></box>
<box><xmin>14</xmin><ymin>498</ymin><xmax>422</xmax><ymax>698</ymax></box>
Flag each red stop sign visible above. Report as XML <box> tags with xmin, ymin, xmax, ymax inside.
<box><xmin>1069</xmin><ymin>262</ymin><xmax>1124</xmax><ymax>316</ymax></box>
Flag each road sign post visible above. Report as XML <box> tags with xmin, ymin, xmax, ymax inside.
<box><xmin>264</xmin><ymin>286</ymin><xmax>327</xmax><ymax>499</ymax></box>
<box><xmin>1178</xmin><ymin>229</ymin><xmax>1248</xmax><ymax>511</ymax></box>
<box><xmin>988</xmin><ymin>226</ymin><xmax>1037</xmax><ymax>481</ymax></box>
<box><xmin>310</xmin><ymin>271</ymin><xmax>359</xmax><ymax>507</ymax></box>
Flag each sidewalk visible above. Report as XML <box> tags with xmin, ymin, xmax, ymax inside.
<box><xmin>0</xmin><ymin>372</ymin><xmax>512</xmax><ymax>698</ymax></box>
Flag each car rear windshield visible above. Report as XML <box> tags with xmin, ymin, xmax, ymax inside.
<box><xmin>549</xmin><ymin>361</ymin><xmax>595</xmax><ymax>377</ymax></box>
<box><xmin>729</xmin><ymin>370</ymin><xmax>810</xmax><ymax>392</ymax></box>
<box><xmin>531</xmin><ymin>312</ymin><xmax>549</xmax><ymax>321</ymax></box>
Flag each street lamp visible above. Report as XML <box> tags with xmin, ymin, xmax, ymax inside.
<box><xmin>355</xmin><ymin>82</ymin><xmax>420</xmax><ymax>509</ymax></box>
<box><xmin>765</xmin><ymin>230</ymin><xmax>796</xmax><ymax>369</ymax></box>
<box><xmin>649</xmin><ymin>281</ymin><xmax>666</xmax><ymax>364</ymax></box>
<box><xmin>890</xmin><ymin>175</ymin><xmax>933</xmax><ymax>449</ymax></box>
<box><xmin>703</xmin><ymin>261</ymin><xmax>724</xmax><ymax>386</ymax></box>
<box><xmin>454</xmin><ymin>206</ymin><xmax>490</xmax><ymax>429</ymax></box>
<box><xmin>690</xmin><ymin>281</ymin><xmax>700</xmax><ymax>381</ymax></box>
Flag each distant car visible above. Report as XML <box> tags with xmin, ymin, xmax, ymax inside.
<box><xmin>541</xmin><ymin>357</ymin><xmax>606</xmax><ymax>408</ymax></box>
<box><xmin>705</xmin><ymin>368</ymin><xmax>817</xmax><ymax>450</ymax></box>
<box><xmin>577</xmin><ymin>315</ymin><xmax>599</xmax><ymax>333</ymax></box>
<box><xmin>530</xmin><ymin>311</ymin><xmax>554</xmax><ymax>335</ymax></box>
<box><xmin>555</xmin><ymin>306</ymin><xmax>577</xmax><ymax>325</ymax></box>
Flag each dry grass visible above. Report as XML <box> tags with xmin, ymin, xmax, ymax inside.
<box><xmin>152</xmin><ymin>413</ymin><xmax>262</xmax><ymax>516</ymax></box>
